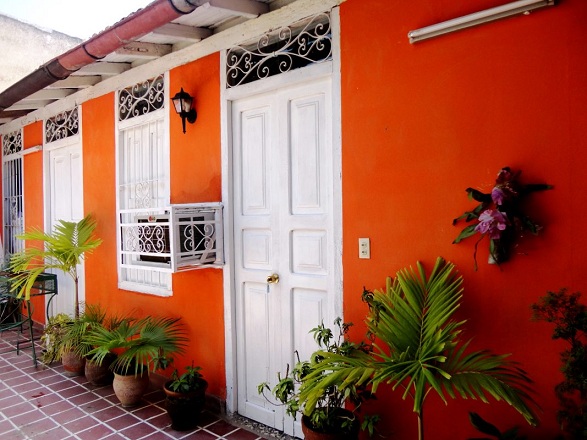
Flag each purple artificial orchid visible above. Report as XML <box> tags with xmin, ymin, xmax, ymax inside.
<box><xmin>453</xmin><ymin>167</ymin><xmax>552</xmax><ymax>269</ymax></box>
<box><xmin>475</xmin><ymin>209</ymin><xmax>508</xmax><ymax>239</ymax></box>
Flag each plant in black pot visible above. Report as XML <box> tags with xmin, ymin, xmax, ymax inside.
<box><xmin>258</xmin><ymin>318</ymin><xmax>378</xmax><ymax>440</ymax></box>
<box><xmin>164</xmin><ymin>362</ymin><xmax>208</xmax><ymax>431</ymax></box>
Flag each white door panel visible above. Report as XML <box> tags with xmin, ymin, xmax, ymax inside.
<box><xmin>49</xmin><ymin>143</ymin><xmax>84</xmax><ymax>317</ymax></box>
<box><xmin>233</xmin><ymin>78</ymin><xmax>337</xmax><ymax>437</ymax></box>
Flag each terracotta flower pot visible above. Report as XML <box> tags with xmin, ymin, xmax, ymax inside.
<box><xmin>164</xmin><ymin>379</ymin><xmax>208</xmax><ymax>431</ymax></box>
<box><xmin>301</xmin><ymin>409</ymin><xmax>360</xmax><ymax>440</ymax></box>
<box><xmin>85</xmin><ymin>354</ymin><xmax>116</xmax><ymax>386</ymax></box>
<box><xmin>61</xmin><ymin>350</ymin><xmax>86</xmax><ymax>377</ymax></box>
<box><xmin>113</xmin><ymin>371</ymin><xmax>150</xmax><ymax>407</ymax></box>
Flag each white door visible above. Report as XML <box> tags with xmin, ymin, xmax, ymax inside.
<box><xmin>233</xmin><ymin>78</ymin><xmax>338</xmax><ymax>437</ymax></box>
<box><xmin>48</xmin><ymin>142</ymin><xmax>84</xmax><ymax>317</ymax></box>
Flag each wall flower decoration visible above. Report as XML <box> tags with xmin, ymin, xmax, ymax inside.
<box><xmin>453</xmin><ymin>167</ymin><xmax>553</xmax><ymax>269</ymax></box>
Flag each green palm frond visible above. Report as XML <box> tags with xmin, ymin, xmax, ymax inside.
<box><xmin>8</xmin><ymin>215</ymin><xmax>102</xmax><ymax>313</ymax></box>
<box><xmin>86</xmin><ymin>316</ymin><xmax>188</xmax><ymax>376</ymax></box>
<box><xmin>299</xmin><ymin>257</ymin><xmax>539</xmax><ymax>440</ymax></box>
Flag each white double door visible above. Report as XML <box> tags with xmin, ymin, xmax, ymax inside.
<box><xmin>48</xmin><ymin>142</ymin><xmax>84</xmax><ymax>317</ymax></box>
<box><xmin>232</xmin><ymin>77</ymin><xmax>339</xmax><ymax>437</ymax></box>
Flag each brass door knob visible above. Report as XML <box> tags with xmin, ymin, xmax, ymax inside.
<box><xmin>266</xmin><ymin>273</ymin><xmax>280</xmax><ymax>284</ymax></box>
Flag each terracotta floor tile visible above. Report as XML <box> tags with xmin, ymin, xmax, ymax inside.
<box><xmin>92</xmin><ymin>405</ymin><xmax>128</xmax><ymax>422</ymax></box>
<box><xmin>62</xmin><ymin>415</ymin><xmax>100</xmax><ymax>433</ymax></box>
<box><xmin>131</xmin><ymin>403</ymin><xmax>166</xmax><ymax>420</ymax></box>
<box><xmin>29</xmin><ymin>390</ymin><xmax>63</xmax><ymax>408</ymax></box>
<box><xmin>77</xmin><ymin>397</ymin><xmax>112</xmax><ymax>413</ymax></box>
<box><xmin>206</xmin><ymin>419</ymin><xmax>240</xmax><ymax>436</ymax></box>
<box><xmin>1</xmin><ymin>400</ymin><xmax>37</xmax><ymax>418</ymax></box>
<box><xmin>38</xmin><ymin>399</ymin><xmax>75</xmax><ymax>416</ymax></box>
<box><xmin>0</xmin><ymin>418</ymin><xmax>16</xmax><ymax>435</ymax></box>
<box><xmin>119</xmin><ymin>420</ymin><xmax>160</xmax><ymax>439</ymax></box>
<box><xmin>0</xmin><ymin>329</ymin><xmax>276</xmax><ymax>440</ymax></box>
<box><xmin>18</xmin><ymin>417</ymin><xmax>59</xmax><ymax>438</ymax></box>
<box><xmin>51</xmin><ymin>406</ymin><xmax>86</xmax><ymax>425</ymax></box>
<box><xmin>56</xmin><ymin>384</ymin><xmax>88</xmax><ymax>398</ymax></box>
<box><xmin>144</xmin><ymin>413</ymin><xmax>172</xmax><ymax>430</ymax></box>
<box><xmin>76</xmin><ymin>423</ymin><xmax>115</xmax><ymax>440</ymax></box>
<box><xmin>106</xmin><ymin>413</ymin><xmax>142</xmax><ymax>431</ymax></box>
<box><xmin>180</xmin><ymin>429</ymin><xmax>219</xmax><ymax>439</ymax></box>
<box><xmin>225</xmin><ymin>428</ymin><xmax>262</xmax><ymax>440</ymax></box>
<box><xmin>10</xmin><ymin>408</ymin><xmax>46</xmax><ymax>427</ymax></box>
<box><xmin>32</xmin><ymin>425</ymin><xmax>74</xmax><ymax>440</ymax></box>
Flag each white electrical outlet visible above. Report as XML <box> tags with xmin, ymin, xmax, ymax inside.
<box><xmin>359</xmin><ymin>238</ymin><xmax>370</xmax><ymax>259</ymax></box>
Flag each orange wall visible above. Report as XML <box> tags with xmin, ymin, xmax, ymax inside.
<box><xmin>22</xmin><ymin>122</ymin><xmax>46</xmax><ymax>323</ymax></box>
<box><xmin>340</xmin><ymin>0</ymin><xmax>587</xmax><ymax>438</ymax></box>
<box><xmin>83</xmin><ymin>54</ymin><xmax>226</xmax><ymax>399</ymax></box>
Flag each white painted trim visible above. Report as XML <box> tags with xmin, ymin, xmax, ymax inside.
<box><xmin>19</xmin><ymin>145</ymin><xmax>42</xmax><ymax>156</ymax></box>
<box><xmin>219</xmin><ymin>47</ymin><xmax>237</xmax><ymax>413</ymax></box>
<box><xmin>118</xmin><ymin>280</ymin><xmax>173</xmax><ymax>297</ymax></box>
<box><xmin>0</xmin><ymin>0</ymin><xmax>345</xmax><ymax>136</ymax></box>
<box><xmin>331</xmin><ymin>7</ymin><xmax>344</xmax><ymax>323</ymax></box>
<box><xmin>221</xmin><ymin>7</ymin><xmax>343</xmax><ymax>416</ymax></box>
<box><xmin>224</xmin><ymin>62</ymin><xmax>333</xmax><ymax>101</ymax></box>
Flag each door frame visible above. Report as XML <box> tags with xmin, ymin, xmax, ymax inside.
<box><xmin>220</xmin><ymin>7</ymin><xmax>343</xmax><ymax>416</ymax></box>
<box><xmin>43</xmin><ymin>111</ymin><xmax>84</xmax><ymax>317</ymax></box>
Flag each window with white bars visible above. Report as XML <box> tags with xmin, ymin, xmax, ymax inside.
<box><xmin>2</xmin><ymin>131</ymin><xmax>24</xmax><ymax>258</ymax></box>
<box><xmin>117</xmin><ymin>77</ymin><xmax>171</xmax><ymax>295</ymax></box>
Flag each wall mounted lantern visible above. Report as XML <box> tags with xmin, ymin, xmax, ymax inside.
<box><xmin>171</xmin><ymin>88</ymin><xmax>197</xmax><ymax>133</ymax></box>
<box><xmin>408</xmin><ymin>0</ymin><xmax>555</xmax><ymax>43</ymax></box>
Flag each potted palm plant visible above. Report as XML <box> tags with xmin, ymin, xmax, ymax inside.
<box><xmin>259</xmin><ymin>319</ymin><xmax>377</xmax><ymax>439</ymax></box>
<box><xmin>164</xmin><ymin>363</ymin><xmax>208</xmax><ymax>431</ymax></box>
<box><xmin>86</xmin><ymin>315</ymin><xmax>188</xmax><ymax>407</ymax></box>
<box><xmin>9</xmin><ymin>215</ymin><xmax>102</xmax><ymax>374</ymax></box>
<box><xmin>63</xmin><ymin>303</ymin><xmax>122</xmax><ymax>385</ymax></box>
<box><xmin>298</xmin><ymin>257</ymin><xmax>539</xmax><ymax>440</ymax></box>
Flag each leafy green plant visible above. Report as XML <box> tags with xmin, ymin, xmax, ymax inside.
<box><xmin>468</xmin><ymin>412</ymin><xmax>526</xmax><ymax>440</ymax></box>
<box><xmin>86</xmin><ymin>315</ymin><xmax>188</xmax><ymax>376</ymax></box>
<box><xmin>63</xmin><ymin>303</ymin><xmax>127</xmax><ymax>358</ymax></box>
<box><xmin>299</xmin><ymin>257</ymin><xmax>539</xmax><ymax>440</ymax></box>
<box><xmin>40</xmin><ymin>313</ymin><xmax>73</xmax><ymax>364</ymax></box>
<box><xmin>167</xmin><ymin>363</ymin><xmax>205</xmax><ymax>393</ymax></box>
<box><xmin>531</xmin><ymin>288</ymin><xmax>587</xmax><ymax>439</ymax></box>
<box><xmin>9</xmin><ymin>215</ymin><xmax>102</xmax><ymax>318</ymax></box>
<box><xmin>258</xmin><ymin>318</ymin><xmax>376</xmax><ymax>436</ymax></box>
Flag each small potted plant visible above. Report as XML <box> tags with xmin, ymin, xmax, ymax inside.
<box><xmin>39</xmin><ymin>313</ymin><xmax>73</xmax><ymax>365</ymax></box>
<box><xmin>259</xmin><ymin>318</ymin><xmax>377</xmax><ymax>440</ymax></box>
<box><xmin>163</xmin><ymin>362</ymin><xmax>208</xmax><ymax>431</ymax></box>
<box><xmin>86</xmin><ymin>315</ymin><xmax>188</xmax><ymax>407</ymax></box>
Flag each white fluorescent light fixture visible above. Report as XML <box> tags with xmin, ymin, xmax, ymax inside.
<box><xmin>408</xmin><ymin>0</ymin><xmax>555</xmax><ymax>43</ymax></box>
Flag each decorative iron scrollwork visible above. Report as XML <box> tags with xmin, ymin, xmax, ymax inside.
<box><xmin>45</xmin><ymin>107</ymin><xmax>79</xmax><ymax>143</ymax></box>
<box><xmin>119</xmin><ymin>75</ymin><xmax>165</xmax><ymax>121</ymax></box>
<box><xmin>2</xmin><ymin>130</ymin><xmax>23</xmax><ymax>156</ymax></box>
<box><xmin>226</xmin><ymin>13</ymin><xmax>332</xmax><ymax>88</ymax></box>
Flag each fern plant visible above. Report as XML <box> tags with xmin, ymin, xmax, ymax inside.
<box><xmin>298</xmin><ymin>257</ymin><xmax>539</xmax><ymax>440</ymax></box>
<box><xmin>9</xmin><ymin>215</ymin><xmax>102</xmax><ymax>318</ymax></box>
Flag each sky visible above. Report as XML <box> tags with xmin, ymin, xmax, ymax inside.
<box><xmin>0</xmin><ymin>0</ymin><xmax>152</xmax><ymax>39</ymax></box>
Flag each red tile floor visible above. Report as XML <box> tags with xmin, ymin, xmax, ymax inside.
<box><xmin>0</xmin><ymin>327</ymin><xmax>275</xmax><ymax>440</ymax></box>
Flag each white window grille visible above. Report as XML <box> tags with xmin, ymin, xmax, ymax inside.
<box><xmin>117</xmin><ymin>77</ymin><xmax>170</xmax><ymax>293</ymax></box>
<box><xmin>2</xmin><ymin>130</ymin><xmax>24</xmax><ymax>258</ymax></box>
<box><xmin>119</xmin><ymin>203</ymin><xmax>223</xmax><ymax>272</ymax></box>
<box><xmin>118</xmin><ymin>119</ymin><xmax>170</xmax><ymax>292</ymax></box>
